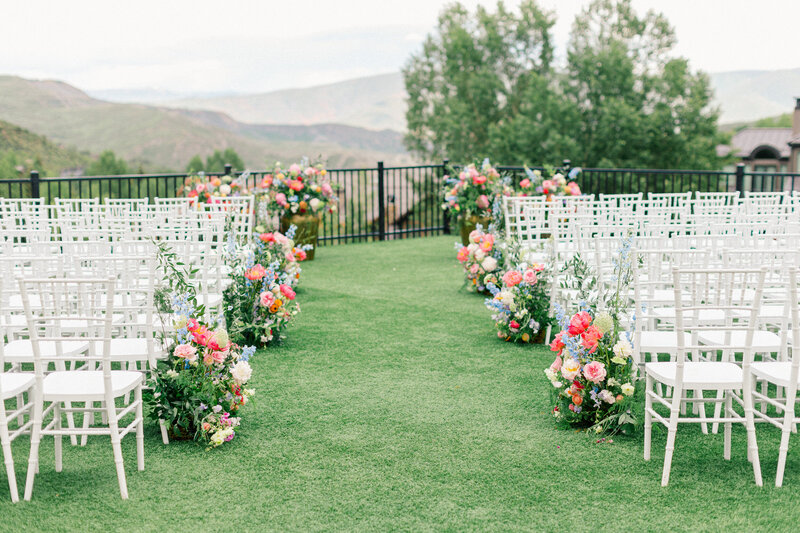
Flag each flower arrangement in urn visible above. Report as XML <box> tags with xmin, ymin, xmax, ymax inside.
<box><xmin>485</xmin><ymin>263</ymin><xmax>553</xmax><ymax>343</ymax></box>
<box><xmin>255</xmin><ymin>160</ymin><xmax>338</xmax><ymax>259</ymax></box>
<box><xmin>455</xmin><ymin>226</ymin><xmax>504</xmax><ymax>293</ymax></box>
<box><xmin>521</xmin><ymin>167</ymin><xmax>582</xmax><ymax>198</ymax></box>
<box><xmin>178</xmin><ymin>172</ymin><xmax>247</xmax><ymax>205</ymax></box>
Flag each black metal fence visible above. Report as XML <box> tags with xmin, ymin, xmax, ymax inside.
<box><xmin>3</xmin><ymin>161</ymin><xmax>800</xmax><ymax>245</ymax></box>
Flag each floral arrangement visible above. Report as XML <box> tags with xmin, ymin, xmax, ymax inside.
<box><xmin>485</xmin><ymin>263</ymin><xmax>553</xmax><ymax>343</ymax></box>
<box><xmin>149</xmin><ymin>315</ymin><xmax>255</xmax><ymax>447</ymax></box>
<box><xmin>441</xmin><ymin>158</ymin><xmax>505</xmax><ymax>222</ymax></box>
<box><xmin>543</xmin><ymin>236</ymin><xmax>639</xmax><ymax>434</ymax></box>
<box><xmin>255</xmin><ymin>161</ymin><xmax>338</xmax><ymax>219</ymax></box>
<box><xmin>177</xmin><ymin>172</ymin><xmax>248</xmax><ymax>205</ymax></box>
<box><xmin>455</xmin><ymin>226</ymin><xmax>504</xmax><ymax>293</ymax></box>
<box><xmin>522</xmin><ymin>167</ymin><xmax>582</xmax><ymax>198</ymax></box>
<box><xmin>223</xmin><ymin>227</ymin><xmax>303</xmax><ymax>347</ymax></box>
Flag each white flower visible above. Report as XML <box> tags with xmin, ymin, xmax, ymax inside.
<box><xmin>599</xmin><ymin>389</ymin><xmax>616</xmax><ymax>404</ymax></box>
<box><xmin>613</xmin><ymin>338</ymin><xmax>633</xmax><ymax>360</ymax></box>
<box><xmin>544</xmin><ymin>369</ymin><xmax>556</xmax><ymax>381</ymax></box>
<box><xmin>474</xmin><ymin>249</ymin><xmax>486</xmax><ymax>261</ymax></box>
<box><xmin>621</xmin><ymin>383</ymin><xmax>635</xmax><ymax>396</ymax></box>
<box><xmin>309</xmin><ymin>198</ymin><xmax>321</xmax><ymax>211</ymax></box>
<box><xmin>219</xmin><ymin>184</ymin><xmax>232</xmax><ymax>196</ymax></box>
<box><xmin>607</xmin><ymin>377</ymin><xmax>621</xmax><ymax>388</ymax></box>
<box><xmin>467</xmin><ymin>243</ymin><xmax>479</xmax><ymax>254</ymax></box>
<box><xmin>166</xmin><ymin>369</ymin><xmax>179</xmax><ymax>379</ymax></box>
<box><xmin>481</xmin><ymin>256</ymin><xmax>498</xmax><ymax>272</ymax></box>
<box><xmin>231</xmin><ymin>361</ymin><xmax>252</xmax><ymax>384</ymax></box>
<box><xmin>210</xmin><ymin>427</ymin><xmax>235</xmax><ymax>447</ymax></box>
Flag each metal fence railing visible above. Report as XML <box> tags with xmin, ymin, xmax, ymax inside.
<box><xmin>3</xmin><ymin>161</ymin><xmax>800</xmax><ymax>244</ymax></box>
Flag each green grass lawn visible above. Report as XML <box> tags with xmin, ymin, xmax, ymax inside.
<box><xmin>2</xmin><ymin>235</ymin><xmax>800</xmax><ymax>531</ymax></box>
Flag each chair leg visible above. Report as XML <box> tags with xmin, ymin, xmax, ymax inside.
<box><xmin>106</xmin><ymin>403</ymin><xmax>128</xmax><ymax>499</ymax></box>
<box><xmin>711</xmin><ymin>389</ymin><xmax>724</xmax><ymax>435</ymax></box>
<box><xmin>661</xmin><ymin>388</ymin><xmax>682</xmax><ymax>487</ymax></box>
<box><xmin>15</xmin><ymin>394</ymin><xmax>25</xmax><ymax>426</ymax></box>
<box><xmin>54</xmin><ymin>402</ymin><xmax>62</xmax><ymax>472</ymax></box>
<box><xmin>24</xmin><ymin>388</ymin><xmax>43</xmax><ymax>501</ymax></box>
<box><xmin>0</xmin><ymin>418</ymin><xmax>19</xmax><ymax>503</ymax></box>
<box><xmin>135</xmin><ymin>386</ymin><xmax>145</xmax><ymax>471</ymax></box>
<box><xmin>644</xmin><ymin>375</ymin><xmax>653</xmax><ymax>461</ymax></box>
<box><xmin>743</xmin><ymin>374</ymin><xmax>763</xmax><ymax>486</ymax></box>
<box><xmin>545</xmin><ymin>324</ymin><xmax>552</xmax><ymax>346</ymax></box>
<box><xmin>159</xmin><ymin>419</ymin><xmax>170</xmax><ymax>445</ymax></box>
<box><xmin>723</xmin><ymin>391</ymin><xmax>732</xmax><ymax>460</ymax></box>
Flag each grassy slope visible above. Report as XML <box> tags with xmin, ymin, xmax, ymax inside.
<box><xmin>2</xmin><ymin>236</ymin><xmax>800</xmax><ymax>531</ymax></box>
<box><xmin>0</xmin><ymin>119</ymin><xmax>90</xmax><ymax>176</ymax></box>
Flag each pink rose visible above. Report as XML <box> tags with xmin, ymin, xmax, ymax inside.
<box><xmin>260</xmin><ymin>291</ymin><xmax>275</xmax><ymax>307</ymax></box>
<box><xmin>542</xmin><ymin>179</ymin><xmax>554</xmax><ymax>192</ymax></box>
<box><xmin>469</xmin><ymin>264</ymin><xmax>479</xmax><ymax>274</ymax></box>
<box><xmin>476</xmin><ymin>194</ymin><xmax>490</xmax><ymax>209</ymax></box>
<box><xmin>288</xmin><ymin>163</ymin><xmax>301</xmax><ymax>174</ymax></box>
<box><xmin>583</xmin><ymin>361</ymin><xmax>607</xmax><ymax>384</ymax></box>
<box><xmin>212</xmin><ymin>350</ymin><xmax>227</xmax><ymax>364</ymax></box>
<box><xmin>174</xmin><ymin>343</ymin><xmax>197</xmax><ymax>362</ymax></box>
<box><xmin>469</xmin><ymin>229</ymin><xmax>482</xmax><ymax>243</ymax></box>
<box><xmin>276</xmin><ymin>192</ymin><xmax>288</xmax><ymax>206</ymax></box>
<box><xmin>457</xmin><ymin>246</ymin><xmax>469</xmax><ymax>263</ymax></box>
<box><xmin>522</xmin><ymin>269</ymin><xmax>537</xmax><ymax>285</ymax></box>
<box><xmin>321</xmin><ymin>183</ymin><xmax>333</xmax><ymax>196</ymax></box>
<box><xmin>279</xmin><ymin>284</ymin><xmax>296</xmax><ymax>300</ymax></box>
<box><xmin>295</xmin><ymin>249</ymin><xmax>307</xmax><ymax>261</ymax></box>
<box><xmin>567</xmin><ymin>182</ymin><xmax>581</xmax><ymax>196</ymax></box>
<box><xmin>568</xmin><ymin>311</ymin><xmax>592</xmax><ymax>337</ymax></box>
<box><xmin>285</xmin><ymin>251</ymin><xmax>296</xmax><ymax>262</ymax></box>
<box><xmin>502</xmin><ymin>270</ymin><xmax>523</xmax><ymax>287</ymax></box>
<box><xmin>519</xmin><ymin>178</ymin><xmax>531</xmax><ymax>188</ymax></box>
<box><xmin>550</xmin><ymin>356</ymin><xmax>562</xmax><ymax>373</ymax></box>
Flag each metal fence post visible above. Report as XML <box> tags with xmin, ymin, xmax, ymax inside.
<box><xmin>224</xmin><ymin>163</ymin><xmax>232</xmax><ymax>176</ymax></box>
<box><xmin>377</xmin><ymin>161</ymin><xmax>386</xmax><ymax>241</ymax></box>
<box><xmin>29</xmin><ymin>170</ymin><xmax>40</xmax><ymax>199</ymax></box>
<box><xmin>735</xmin><ymin>163</ymin><xmax>745</xmax><ymax>193</ymax></box>
<box><xmin>441</xmin><ymin>159</ymin><xmax>450</xmax><ymax>235</ymax></box>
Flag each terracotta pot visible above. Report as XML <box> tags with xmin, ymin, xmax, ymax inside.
<box><xmin>459</xmin><ymin>215</ymin><xmax>493</xmax><ymax>246</ymax></box>
<box><xmin>280</xmin><ymin>213</ymin><xmax>320</xmax><ymax>260</ymax></box>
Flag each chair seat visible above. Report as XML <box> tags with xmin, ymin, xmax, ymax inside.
<box><xmin>196</xmin><ymin>293</ymin><xmax>223</xmax><ymax>308</ymax></box>
<box><xmin>697</xmin><ymin>330</ymin><xmax>781</xmax><ymax>351</ymax></box>
<box><xmin>751</xmin><ymin>362</ymin><xmax>800</xmax><ymax>387</ymax></box>
<box><xmin>42</xmin><ymin>370</ymin><xmax>143</xmax><ymax>401</ymax></box>
<box><xmin>645</xmin><ymin>361</ymin><xmax>743</xmax><ymax>388</ymax></box>
<box><xmin>638</xmin><ymin>331</ymin><xmax>693</xmax><ymax>352</ymax></box>
<box><xmin>0</xmin><ymin>373</ymin><xmax>35</xmax><ymax>399</ymax></box>
<box><xmin>652</xmin><ymin>308</ymin><xmax>726</xmax><ymax>323</ymax></box>
<box><xmin>2</xmin><ymin>340</ymin><xmax>89</xmax><ymax>363</ymax></box>
<box><xmin>91</xmin><ymin>339</ymin><xmax>167</xmax><ymax>361</ymax></box>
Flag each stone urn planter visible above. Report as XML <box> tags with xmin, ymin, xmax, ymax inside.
<box><xmin>280</xmin><ymin>213</ymin><xmax>321</xmax><ymax>260</ymax></box>
<box><xmin>459</xmin><ymin>214</ymin><xmax>492</xmax><ymax>246</ymax></box>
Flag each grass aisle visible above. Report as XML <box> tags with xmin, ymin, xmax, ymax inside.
<box><xmin>2</xmin><ymin>236</ymin><xmax>799</xmax><ymax>531</ymax></box>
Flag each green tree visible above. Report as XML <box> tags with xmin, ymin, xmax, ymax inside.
<box><xmin>186</xmin><ymin>154</ymin><xmax>205</xmax><ymax>173</ymax></box>
<box><xmin>204</xmin><ymin>148</ymin><xmax>244</xmax><ymax>173</ymax></box>
<box><xmin>86</xmin><ymin>150</ymin><xmax>129</xmax><ymax>176</ymax></box>
<box><xmin>403</xmin><ymin>1</ymin><xmax>556</xmax><ymax>163</ymax></box>
<box><xmin>565</xmin><ymin>0</ymin><xmax>728</xmax><ymax>169</ymax></box>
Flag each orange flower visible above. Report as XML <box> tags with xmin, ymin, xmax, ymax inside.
<box><xmin>572</xmin><ymin>394</ymin><xmax>583</xmax><ymax>406</ymax></box>
<box><xmin>269</xmin><ymin>299</ymin><xmax>283</xmax><ymax>313</ymax></box>
<box><xmin>299</xmin><ymin>200</ymin><xmax>308</xmax><ymax>212</ymax></box>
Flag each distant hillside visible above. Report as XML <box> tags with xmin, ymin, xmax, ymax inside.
<box><xmin>0</xmin><ymin>118</ymin><xmax>89</xmax><ymax>177</ymax></box>
<box><xmin>710</xmin><ymin>68</ymin><xmax>800</xmax><ymax>124</ymax></box>
<box><xmin>166</xmin><ymin>72</ymin><xmax>407</xmax><ymax>132</ymax></box>
<box><xmin>0</xmin><ymin>75</ymin><xmax>411</xmax><ymax>172</ymax></box>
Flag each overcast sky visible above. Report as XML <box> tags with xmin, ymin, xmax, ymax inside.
<box><xmin>2</xmin><ymin>0</ymin><xmax>799</xmax><ymax>95</ymax></box>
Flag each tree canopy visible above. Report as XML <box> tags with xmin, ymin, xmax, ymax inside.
<box><xmin>186</xmin><ymin>148</ymin><xmax>245</xmax><ymax>174</ymax></box>
<box><xmin>403</xmin><ymin>0</ymin><xmax>729</xmax><ymax>170</ymax></box>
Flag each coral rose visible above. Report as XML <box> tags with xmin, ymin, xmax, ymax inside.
<box><xmin>568</xmin><ymin>311</ymin><xmax>592</xmax><ymax>336</ymax></box>
<box><xmin>549</xmin><ymin>332</ymin><xmax>565</xmax><ymax>354</ymax></box>
<box><xmin>519</xmin><ymin>178</ymin><xmax>531</xmax><ymax>188</ymax></box>
<box><xmin>245</xmin><ymin>264</ymin><xmax>267</xmax><ymax>281</ymax></box>
<box><xmin>581</xmin><ymin>325</ymin><xmax>603</xmax><ymax>354</ymax></box>
<box><xmin>502</xmin><ymin>270</ymin><xmax>523</xmax><ymax>287</ymax></box>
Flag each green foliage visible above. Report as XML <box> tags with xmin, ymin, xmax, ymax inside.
<box><xmin>185</xmin><ymin>154</ymin><xmax>205</xmax><ymax>173</ymax></box>
<box><xmin>404</xmin><ymin>0</ymin><xmax>730</xmax><ymax>170</ymax></box>
<box><xmin>204</xmin><ymin>148</ymin><xmax>244</xmax><ymax>173</ymax></box>
<box><xmin>0</xmin><ymin>118</ymin><xmax>88</xmax><ymax>178</ymax></box>
<box><xmin>753</xmin><ymin>113</ymin><xmax>793</xmax><ymax>128</ymax></box>
<box><xmin>85</xmin><ymin>150</ymin><xmax>129</xmax><ymax>176</ymax></box>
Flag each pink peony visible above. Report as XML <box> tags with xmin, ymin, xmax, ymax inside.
<box><xmin>174</xmin><ymin>343</ymin><xmax>197</xmax><ymax>362</ymax></box>
<box><xmin>469</xmin><ymin>264</ymin><xmax>480</xmax><ymax>274</ymax></box>
<box><xmin>186</xmin><ymin>318</ymin><xmax>200</xmax><ymax>332</ymax></box>
<box><xmin>321</xmin><ymin>183</ymin><xmax>333</xmax><ymax>196</ymax></box>
<box><xmin>519</xmin><ymin>178</ymin><xmax>531</xmax><ymax>188</ymax></box>
<box><xmin>260</xmin><ymin>291</ymin><xmax>275</xmax><ymax>307</ymax></box>
<box><xmin>212</xmin><ymin>350</ymin><xmax>227</xmax><ymax>364</ymax></box>
<box><xmin>542</xmin><ymin>179</ymin><xmax>554</xmax><ymax>192</ymax></box>
<box><xmin>567</xmin><ymin>182</ymin><xmax>581</xmax><ymax>196</ymax></box>
<box><xmin>472</xmin><ymin>175</ymin><xmax>487</xmax><ymax>186</ymax></box>
<box><xmin>295</xmin><ymin>249</ymin><xmax>307</xmax><ymax>261</ymax></box>
<box><xmin>457</xmin><ymin>246</ymin><xmax>469</xmax><ymax>263</ymax></box>
<box><xmin>245</xmin><ymin>264</ymin><xmax>267</xmax><ymax>281</ymax></box>
<box><xmin>568</xmin><ymin>311</ymin><xmax>592</xmax><ymax>337</ymax></box>
<box><xmin>583</xmin><ymin>361</ymin><xmax>607</xmax><ymax>384</ymax></box>
<box><xmin>581</xmin><ymin>325</ymin><xmax>603</xmax><ymax>354</ymax></box>
<box><xmin>550</xmin><ymin>355</ymin><xmax>562</xmax><ymax>373</ymax></box>
<box><xmin>289</xmin><ymin>180</ymin><xmax>304</xmax><ymax>191</ymax></box>
<box><xmin>288</xmin><ymin>163</ymin><xmax>301</xmax><ymax>174</ymax></box>
<box><xmin>280</xmin><ymin>284</ymin><xmax>296</xmax><ymax>300</ymax></box>
<box><xmin>193</xmin><ymin>326</ymin><xmax>212</xmax><ymax>347</ymax></box>
<box><xmin>476</xmin><ymin>194</ymin><xmax>490</xmax><ymax>209</ymax></box>
<box><xmin>285</xmin><ymin>251</ymin><xmax>296</xmax><ymax>262</ymax></box>
<box><xmin>502</xmin><ymin>270</ymin><xmax>523</xmax><ymax>287</ymax></box>
<box><xmin>259</xmin><ymin>233</ymin><xmax>275</xmax><ymax>243</ymax></box>
<box><xmin>480</xmin><ymin>234</ymin><xmax>494</xmax><ymax>252</ymax></box>
<box><xmin>276</xmin><ymin>192</ymin><xmax>288</xmax><ymax>206</ymax></box>
<box><xmin>522</xmin><ymin>269</ymin><xmax>537</xmax><ymax>285</ymax></box>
